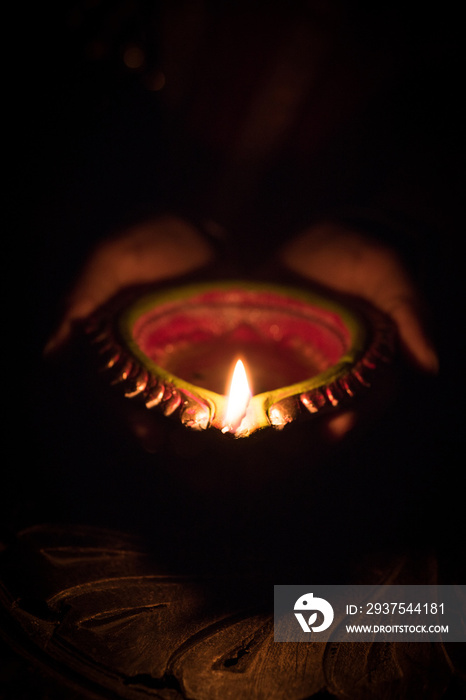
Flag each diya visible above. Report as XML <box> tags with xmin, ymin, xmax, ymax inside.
<box><xmin>83</xmin><ymin>280</ymin><xmax>395</xmax><ymax>439</ymax></box>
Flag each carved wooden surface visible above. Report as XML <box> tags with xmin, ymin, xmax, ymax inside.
<box><xmin>1</xmin><ymin>525</ymin><xmax>465</xmax><ymax>699</ymax></box>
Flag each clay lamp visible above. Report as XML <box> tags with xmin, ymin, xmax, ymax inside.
<box><xmin>84</xmin><ymin>281</ymin><xmax>395</xmax><ymax>438</ymax></box>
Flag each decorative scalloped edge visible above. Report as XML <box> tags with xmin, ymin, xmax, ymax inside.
<box><xmin>266</xmin><ymin>306</ymin><xmax>394</xmax><ymax>429</ymax></box>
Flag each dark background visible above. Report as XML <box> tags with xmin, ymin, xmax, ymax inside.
<box><xmin>3</xmin><ymin>3</ymin><xmax>465</xmax><ymax>695</ymax></box>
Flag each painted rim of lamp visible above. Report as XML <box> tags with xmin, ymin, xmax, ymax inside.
<box><xmin>84</xmin><ymin>281</ymin><xmax>395</xmax><ymax>436</ymax></box>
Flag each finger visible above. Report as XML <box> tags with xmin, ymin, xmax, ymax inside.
<box><xmin>127</xmin><ymin>406</ymin><xmax>167</xmax><ymax>454</ymax></box>
<box><xmin>324</xmin><ymin>410</ymin><xmax>357</xmax><ymax>440</ymax></box>
<box><xmin>378</xmin><ymin>296</ymin><xmax>439</xmax><ymax>374</ymax></box>
<box><xmin>44</xmin><ymin>297</ymin><xmax>97</xmax><ymax>355</ymax></box>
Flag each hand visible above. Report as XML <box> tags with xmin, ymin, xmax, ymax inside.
<box><xmin>44</xmin><ymin>215</ymin><xmax>214</xmax><ymax>354</ymax></box>
<box><xmin>279</xmin><ymin>221</ymin><xmax>439</xmax><ymax>439</ymax></box>
<box><xmin>280</xmin><ymin>221</ymin><xmax>438</xmax><ymax>374</ymax></box>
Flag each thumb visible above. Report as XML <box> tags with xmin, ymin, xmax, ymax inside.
<box><xmin>377</xmin><ymin>295</ymin><xmax>439</xmax><ymax>375</ymax></box>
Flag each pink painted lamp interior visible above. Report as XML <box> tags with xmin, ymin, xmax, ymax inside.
<box><xmin>130</xmin><ymin>285</ymin><xmax>355</xmax><ymax>396</ymax></box>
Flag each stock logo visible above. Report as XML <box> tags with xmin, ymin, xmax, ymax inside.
<box><xmin>294</xmin><ymin>592</ymin><xmax>334</xmax><ymax>633</ymax></box>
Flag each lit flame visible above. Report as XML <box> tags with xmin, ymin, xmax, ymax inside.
<box><xmin>222</xmin><ymin>359</ymin><xmax>252</xmax><ymax>434</ymax></box>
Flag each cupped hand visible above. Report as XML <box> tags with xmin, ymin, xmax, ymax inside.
<box><xmin>279</xmin><ymin>221</ymin><xmax>439</xmax><ymax>440</ymax></box>
<box><xmin>45</xmin><ymin>215</ymin><xmax>214</xmax><ymax>354</ymax></box>
<box><xmin>280</xmin><ymin>221</ymin><xmax>438</xmax><ymax>374</ymax></box>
